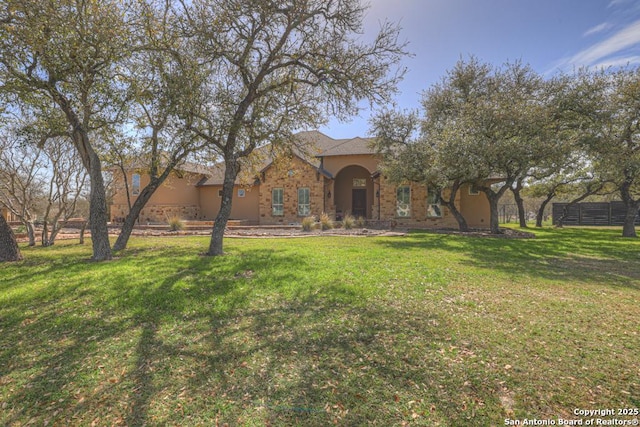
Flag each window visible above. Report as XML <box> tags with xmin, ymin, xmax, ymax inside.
<box><xmin>298</xmin><ymin>187</ymin><xmax>310</xmax><ymax>216</ymax></box>
<box><xmin>238</xmin><ymin>189</ymin><xmax>246</xmax><ymax>198</ymax></box>
<box><xmin>132</xmin><ymin>173</ymin><xmax>140</xmax><ymax>196</ymax></box>
<box><xmin>469</xmin><ymin>184</ymin><xmax>480</xmax><ymax>195</ymax></box>
<box><xmin>427</xmin><ymin>188</ymin><xmax>442</xmax><ymax>218</ymax></box>
<box><xmin>396</xmin><ymin>186</ymin><xmax>411</xmax><ymax>217</ymax></box>
<box><xmin>272</xmin><ymin>188</ymin><xmax>284</xmax><ymax>216</ymax></box>
<box><xmin>218</xmin><ymin>189</ymin><xmax>223</xmax><ymax>197</ymax></box>
<box><xmin>353</xmin><ymin>178</ymin><xmax>366</xmax><ymax>187</ymax></box>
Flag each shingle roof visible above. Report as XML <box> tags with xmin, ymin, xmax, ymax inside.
<box><xmin>315</xmin><ymin>136</ymin><xmax>375</xmax><ymax>157</ymax></box>
<box><xmin>196</xmin><ymin>130</ymin><xmax>367</xmax><ymax>186</ymax></box>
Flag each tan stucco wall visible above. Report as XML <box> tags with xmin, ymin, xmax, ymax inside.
<box><xmin>333</xmin><ymin>165</ymin><xmax>374</xmax><ymax>218</ymax></box>
<box><xmin>199</xmin><ymin>185</ymin><xmax>260</xmax><ymax>223</ymax></box>
<box><xmin>1</xmin><ymin>207</ymin><xmax>16</xmax><ymax>222</ymax></box>
<box><xmin>259</xmin><ymin>156</ymin><xmax>326</xmax><ymax>224</ymax></box>
<box><xmin>110</xmin><ymin>170</ymin><xmax>203</xmax><ymax>222</ymax></box>
<box><xmin>321</xmin><ymin>154</ymin><xmax>378</xmax><ymax>176</ymax></box>
<box><xmin>459</xmin><ymin>184</ymin><xmax>491</xmax><ymax>227</ymax></box>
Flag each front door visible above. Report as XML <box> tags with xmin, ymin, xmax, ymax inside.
<box><xmin>352</xmin><ymin>189</ymin><xmax>367</xmax><ymax>218</ymax></box>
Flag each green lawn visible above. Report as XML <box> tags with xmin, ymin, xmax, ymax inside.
<box><xmin>1</xmin><ymin>228</ymin><xmax>639</xmax><ymax>426</ymax></box>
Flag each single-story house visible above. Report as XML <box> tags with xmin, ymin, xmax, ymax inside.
<box><xmin>109</xmin><ymin>131</ymin><xmax>492</xmax><ymax>228</ymax></box>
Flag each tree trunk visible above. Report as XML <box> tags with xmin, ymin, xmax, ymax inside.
<box><xmin>620</xmin><ymin>180</ymin><xmax>638</xmax><ymax>238</ymax></box>
<box><xmin>535</xmin><ymin>193</ymin><xmax>554</xmax><ymax>228</ymax></box>
<box><xmin>26</xmin><ymin>221</ymin><xmax>36</xmax><ymax>246</ymax></box>
<box><xmin>86</xmin><ymin>149</ymin><xmax>112</xmax><ymax>260</ymax></box>
<box><xmin>79</xmin><ymin>220</ymin><xmax>87</xmax><ymax>245</ymax></box>
<box><xmin>622</xmin><ymin>202</ymin><xmax>638</xmax><ymax>237</ymax></box>
<box><xmin>487</xmin><ymin>194</ymin><xmax>501</xmax><ymax>234</ymax></box>
<box><xmin>0</xmin><ymin>214</ymin><xmax>22</xmax><ymax>262</ymax></box>
<box><xmin>113</xmin><ymin>181</ymin><xmax>162</xmax><ymax>251</ymax></box>
<box><xmin>207</xmin><ymin>159</ymin><xmax>239</xmax><ymax>256</ymax></box>
<box><xmin>481</xmin><ymin>179</ymin><xmax>514</xmax><ymax>234</ymax></box>
<box><xmin>53</xmin><ymin>91</ymin><xmax>112</xmax><ymax>261</ymax></box>
<box><xmin>42</xmin><ymin>220</ymin><xmax>50</xmax><ymax>247</ymax></box>
<box><xmin>111</xmin><ymin>145</ymin><xmax>189</xmax><ymax>252</ymax></box>
<box><xmin>42</xmin><ymin>221</ymin><xmax>63</xmax><ymax>247</ymax></box>
<box><xmin>46</xmin><ymin>228</ymin><xmax>60</xmax><ymax>246</ymax></box>
<box><xmin>512</xmin><ymin>177</ymin><xmax>527</xmax><ymax>228</ymax></box>
<box><xmin>439</xmin><ymin>180</ymin><xmax>469</xmax><ymax>231</ymax></box>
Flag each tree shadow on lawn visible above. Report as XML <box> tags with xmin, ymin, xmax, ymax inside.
<box><xmin>123</xmin><ymin>294</ymin><xmax>505</xmax><ymax>426</ymax></box>
<box><xmin>377</xmin><ymin>228</ymin><xmax>640</xmax><ymax>291</ymax></box>
<box><xmin>0</xmin><ymin>247</ymin><xmax>307</xmax><ymax>425</ymax></box>
<box><xmin>1</xmin><ymin>244</ymin><xmax>509</xmax><ymax>426</ymax></box>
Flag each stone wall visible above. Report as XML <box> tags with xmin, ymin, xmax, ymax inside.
<box><xmin>110</xmin><ymin>204</ymin><xmax>201</xmax><ymax>224</ymax></box>
<box><xmin>374</xmin><ymin>177</ymin><xmax>461</xmax><ymax>228</ymax></box>
<box><xmin>259</xmin><ymin>156</ymin><xmax>327</xmax><ymax>224</ymax></box>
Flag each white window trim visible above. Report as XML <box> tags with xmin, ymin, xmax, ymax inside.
<box><xmin>272</xmin><ymin>188</ymin><xmax>284</xmax><ymax>216</ymax></box>
<box><xmin>396</xmin><ymin>185</ymin><xmax>411</xmax><ymax>218</ymax></box>
<box><xmin>132</xmin><ymin>173</ymin><xmax>140</xmax><ymax>196</ymax></box>
<box><xmin>298</xmin><ymin>187</ymin><xmax>311</xmax><ymax>216</ymax></box>
<box><xmin>427</xmin><ymin>188</ymin><xmax>442</xmax><ymax>218</ymax></box>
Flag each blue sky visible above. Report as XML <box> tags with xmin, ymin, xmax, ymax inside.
<box><xmin>319</xmin><ymin>0</ymin><xmax>640</xmax><ymax>138</ymax></box>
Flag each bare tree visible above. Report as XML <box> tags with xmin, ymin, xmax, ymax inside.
<box><xmin>0</xmin><ymin>128</ymin><xmax>45</xmax><ymax>245</ymax></box>
<box><xmin>0</xmin><ymin>128</ymin><xmax>88</xmax><ymax>246</ymax></box>
<box><xmin>40</xmin><ymin>140</ymin><xmax>88</xmax><ymax>246</ymax></box>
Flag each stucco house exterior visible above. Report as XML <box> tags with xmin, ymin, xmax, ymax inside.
<box><xmin>1</xmin><ymin>207</ymin><xmax>17</xmax><ymax>222</ymax></box>
<box><xmin>110</xmin><ymin>131</ymin><xmax>492</xmax><ymax>228</ymax></box>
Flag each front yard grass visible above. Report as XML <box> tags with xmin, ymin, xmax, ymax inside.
<box><xmin>1</xmin><ymin>228</ymin><xmax>639</xmax><ymax>426</ymax></box>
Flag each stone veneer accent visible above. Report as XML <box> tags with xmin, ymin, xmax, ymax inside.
<box><xmin>374</xmin><ymin>176</ymin><xmax>460</xmax><ymax>228</ymax></box>
<box><xmin>259</xmin><ymin>156</ymin><xmax>327</xmax><ymax>224</ymax></box>
<box><xmin>111</xmin><ymin>204</ymin><xmax>201</xmax><ymax>223</ymax></box>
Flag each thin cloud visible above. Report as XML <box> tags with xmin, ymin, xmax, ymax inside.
<box><xmin>584</xmin><ymin>22</ymin><xmax>611</xmax><ymax>37</ymax></box>
<box><xmin>608</xmin><ymin>0</ymin><xmax>630</xmax><ymax>8</ymax></box>
<box><xmin>568</xmin><ymin>19</ymin><xmax>640</xmax><ymax>66</ymax></box>
<box><xmin>590</xmin><ymin>55</ymin><xmax>640</xmax><ymax>68</ymax></box>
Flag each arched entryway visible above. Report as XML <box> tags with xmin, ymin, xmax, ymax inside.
<box><xmin>333</xmin><ymin>165</ymin><xmax>374</xmax><ymax>219</ymax></box>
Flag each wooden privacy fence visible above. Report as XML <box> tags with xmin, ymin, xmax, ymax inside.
<box><xmin>552</xmin><ymin>202</ymin><xmax>640</xmax><ymax>226</ymax></box>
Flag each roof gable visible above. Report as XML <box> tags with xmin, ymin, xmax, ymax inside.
<box><xmin>196</xmin><ymin>130</ymin><xmax>368</xmax><ymax>186</ymax></box>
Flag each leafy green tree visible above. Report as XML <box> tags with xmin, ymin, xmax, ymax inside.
<box><xmin>180</xmin><ymin>0</ymin><xmax>407</xmax><ymax>255</ymax></box>
<box><xmin>0</xmin><ymin>0</ymin><xmax>134</xmax><ymax>260</ymax></box>
<box><xmin>370</xmin><ymin>109</ymin><xmax>472</xmax><ymax>231</ymax></box>
<box><xmin>375</xmin><ymin>58</ymin><xmax>551</xmax><ymax>234</ymax></box>
<box><xmin>525</xmin><ymin>156</ymin><xmax>609</xmax><ymax>228</ymax></box>
<box><xmin>110</xmin><ymin>0</ymin><xmax>208</xmax><ymax>252</ymax></box>
<box><xmin>565</xmin><ymin>67</ymin><xmax>640</xmax><ymax>237</ymax></box>
<box><xmin>463</xmin><ymin>60</ymin><xmax>551</xmax><ymax>233</ymax></box>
